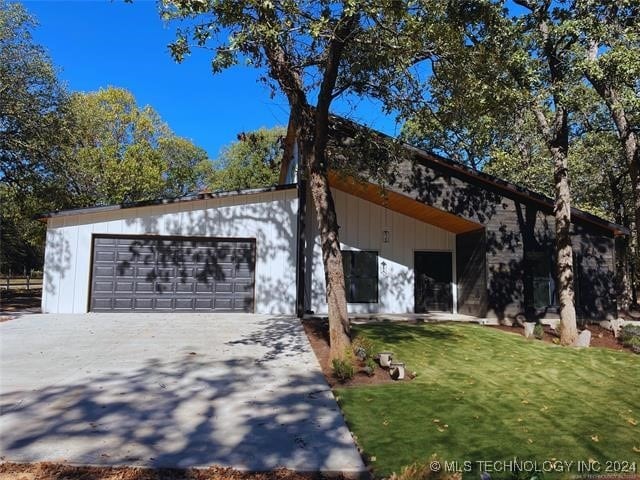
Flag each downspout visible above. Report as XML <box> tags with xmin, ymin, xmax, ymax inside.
<box><xmin>296</xmin><ymin>168</ymin><xmax>307</xmax><ymax>318</ymax></box>
<box><xmin>280</xmin><ymin>119</ymin><xmax>307</xmax><ymax>318</ymax></box>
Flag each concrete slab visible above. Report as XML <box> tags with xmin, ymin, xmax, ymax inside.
<box><xmin>0</xmin><ymin>313</ymin><xmax>365</xmax><ymax>474</ymax></box>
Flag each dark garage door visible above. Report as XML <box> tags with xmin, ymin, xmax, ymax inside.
<box><xmin>90</xmin><ymin>235</ymin><xmax>255</xmax><ymax>312</ymax></box>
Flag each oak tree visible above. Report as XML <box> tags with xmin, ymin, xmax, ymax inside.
<box><xmin>161</xmin><ymin>0</ymin><xmax>416</xmax><ymax>358</ymax></box>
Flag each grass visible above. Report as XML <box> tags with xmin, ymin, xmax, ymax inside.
<box><xmin>335</xmin><ymin>323</ymin><xmax>640</xmax><ymax>478</ymax></box>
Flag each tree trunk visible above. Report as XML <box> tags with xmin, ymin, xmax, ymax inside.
<box><xmin>586</xmin><ymin>76</ymin><xmax>639</xmax><ymax>309</ymax></box>
<box><xmin>609</xmin><ymin>172</ymin><xmax>633</xmax><ymax>312</ymax></box>
<box><xmin>552</xmin><ymin>146</ymin><xmax>578</xmax><ymax>345</ymax></box>
<box><xmin>259</xmin><ymin>9</ymin><xmax>356</xmax><ymax>360</ymax></box>
<box><xmin>617</xmin><ymin>238</ymin><xmax>633</xmax><ymax>313</ymax></box>
<box><xmin>308</xmin><ymin>164</ymin><xmax>351</xmax><ymax>359</ymax></box>
<box><xmin>629</xmin><ymin>160</ymin><xmax>640</xmax><ymax>308</ymax></box>
<box><xmin>296</xmin><ymin>109</ymin><xmax>351</xmax><ymax>360</ymax></box>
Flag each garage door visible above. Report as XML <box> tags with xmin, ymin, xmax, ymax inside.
<box><xmin>90</xmin><ymin>235</ymin><xmax>255</xmax><ymax>312</ymax></box>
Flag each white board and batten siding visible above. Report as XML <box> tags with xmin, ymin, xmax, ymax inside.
<box><xmin>42</xmin><ymin>189</ymin><xmax>299</xmax><ymax>314</ymax></box>
<box><xmin>307</xmin><ymin>188</ymin><xmax>457</xmax><ymax>314</ymax></box>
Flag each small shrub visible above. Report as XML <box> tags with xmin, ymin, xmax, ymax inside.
<box><xmin>619</xmin><ymin>324</ymin><xmax>640</xmax><ymax>353</ymax></box>
<box><xmin>389</xmin><ymin>455</ymin><xmax>461</xmax><ymax>480</ymax></box>
<box><xmin>626</xmin><ymin>335</ymin><xmax>640</xmax><ymax>354</ymax></box>
<box><xmin>332</xmin><ymin>356</ymin><xmax>355</xmax><ymax>382</ymax></box>
<box><xmin>533</xmin><ymin>323</ymin><xmax>544</xmax><ymax>340</ymax></box>
<box><xmin>352</xmin><ymin>335</ymin><xmax>376</xmax><ymax>360</ymax></box>
<box><xmin>363</xmin><ymin>357</ymin><xmax>377</xmax><ymax>376</ymax></box>
<box><xmin>620</xmin><ymin>324</ymin><xmax>640</xmax><ymax>342</ymax></box>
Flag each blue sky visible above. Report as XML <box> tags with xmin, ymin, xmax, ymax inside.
<box><xmin>24</xmin><ymin>0</ymin><xmax>399</xmax><ymax>159</ymax></box>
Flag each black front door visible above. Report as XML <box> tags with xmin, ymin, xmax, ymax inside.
<box><xmin>415</xmin><ymin>252</ymin><xmax>453</xmax><ymax>313</ymax></box>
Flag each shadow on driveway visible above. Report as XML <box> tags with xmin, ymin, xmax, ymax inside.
<box><xmin>0</xmin><ymin>315</ymin><xmax>364</xmax><ymax>473</ymax></box>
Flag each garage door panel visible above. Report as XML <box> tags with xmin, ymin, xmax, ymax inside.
<box><xmin>236</xmin><ymin>298</ymin><xmax>254</xmax><ymax>311</ymax></box>
<box><xmin>214</xmin><ymin>298</ymin><xmax>233</xmax><ymax>310</ymax></box>
<box><xmin>115</xmin><ymin>281</ymin><xmax>134</xmax><ymax>292</ymax></box>
<box><xmin>195</xmin><ymin>298</ymin><xmax>213</xmax><ymax>309</ymax></box>
<box><xmin>136</xmin><ymin>266</ymin><xmax>156</xmax><ymax>278</ymax></box>
<box><xmin>94</xmin><ymin>265</ymin><xmax>115</xmax><ymax>277</ymax></box>
<box><xmin>215</xmin><ymin>282</ymin><xmax>233</xmax><ymax>293</ymax></box>
<box><xmin>176</xmin><ymin>282</ymin><xmax>195</xmax><ymax>293</ymax></box>
<box><xmin>155</xmin><ymin>282</ymin><xmax>174</xmax><ymax>294</ymax></box>
<box><xmin>90</xmin><ymin>235</ymin><xmax>255</xmax><ymax>312</ymax></box>
<box><xmin>93</xmin><ymin>281</ymin><xmax>114</xmax><ymax>293</ymax></box>
<box><xmin>115</xmin><ymin>268</ymin><xmax>135</xmax><ymax>279</ymax></box>
<box><xmin>235</xmin><ymin>266</ymin><xmax>253</xmax><ymax>279</ymax></box>
<box><xmin>92</xmin><ymin>298</ymin><xmax>113</xmax><ymax>309</ymax></box>
<box><xmin>135</xmin><ymin>282</ymin><xmax>154</xmax><ymax>293</ymax></box>
<box><xmin>134</xmin><ymin>298</ymin><xmax>154</xmax><ymax>309</ymax></box>
<box><xmin>95</xmin><ymin>237</ymin><xmax>116</xmax><ymax>246</ymax></box>
<box><xmin>95</xmin><ymin>251</ymin><xmax>116</xmax><ymax>262</ymax></box>
<box><xmin>174</xmin><ymin>298</ymin><xmax>195</xmax><ymax>310</ymax></box>
<box><xmin>116</xmin><ymin>251</ymin><xmax>137</xmax><ymax>262</ymax></box>
<box><xmin>113</xmin><ymin>298</ymin><xmax>134</xmax><ymax>309</ymax></box>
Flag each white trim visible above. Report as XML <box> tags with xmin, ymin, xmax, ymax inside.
<box><xmin>452</xmin><ymin>247</ymin><xmax>458</xmax><ymax>314</ymax></box>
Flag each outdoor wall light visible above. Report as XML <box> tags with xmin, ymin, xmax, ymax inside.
<box><xmin>383</xmin><ymin>229</ymin><xmax>391</xmax><ymax>243</ymax></box>
<box><xmin>381</xmin><ymin>260</ymin><xmax>387</xmax><ymax>276</ymax></box>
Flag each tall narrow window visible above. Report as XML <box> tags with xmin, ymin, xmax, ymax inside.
<box><xmin>342</xmin><ymin>251</ymin><xmax>378</xmax><ymax>303</ymax></box>
<box><xmin>526</xmin><ymin>251</ymin><xmax>557</xmax><ymax>308</ymax></box>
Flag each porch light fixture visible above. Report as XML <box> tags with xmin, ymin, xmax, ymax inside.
<box><xmin>381</xmin><ymin>260</ymin><xmax>387</xmax><ymax>276</ymax></box>
<box><xmin>383</xmin><ymin>202</ymin><xmax>391</xmax><ymax>244</ymax></box>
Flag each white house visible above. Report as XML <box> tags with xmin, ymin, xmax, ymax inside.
<box><xmin>40</xmin><ymin>122</ymin><xmax>625</xmax><ymax>320</ymax></box>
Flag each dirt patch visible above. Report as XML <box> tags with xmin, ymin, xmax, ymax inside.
<box><xmin>0</xmin><ymin>462</ymin><xmax>348</xmax><ymax>480</ymax></box>
<box><xmin>0</xmin><ymin>289</ymin><xmax>42</xmax><ymax>314</ymax></box>
<box><xmin>302</xmin><ymin>319</ymin><xmax>411</xmax><ymax>388</ymax></box>
<box><xmin>489</xmin><ymin>323</ymin><xmax>635</xmax><ymax>352</ymax></box>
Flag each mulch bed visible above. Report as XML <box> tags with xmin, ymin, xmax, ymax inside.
<box><xmin>302</xmin><ymin>319</ymin><xmax>411</xmax><ymax>388</ymax></box>
<box><xmin>0</xmin><ymin>463</ymin><xmax>350</xmax><ymax>480</ymax></box>
<box><xmin>490</xmin><ymin>323</ymin><xmax>635</xmax><ymax>353</ymax></box>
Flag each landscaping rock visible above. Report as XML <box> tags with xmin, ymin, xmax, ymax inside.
<box><xmin>606</xmin><ymin>319</ymin><xmax>625</xmax><ymax>338</ymax></box>
<box><xmin>573</xmin><ymin>329</ymin><xmax>591</xmax><ymax>348</ymax></box>
<box><xmin>524</xmin><ymin>322</ymin><xmax>536</xmax><ymax>339</ymax></box>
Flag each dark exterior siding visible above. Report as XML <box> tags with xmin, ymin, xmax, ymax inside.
<box><xmin>456</xmin><ymin>229</ymin><xmax>488</xmax><ymax>317</ymax></box>
<box><xmin>386</xmin><ymin>157</ymin><xmax>618</xmax><ymax>321</ymax></box>
<box><xmin>572</xmin><ymin>225</ymin><xmax>616</xmax><ymax>319</ymax></box>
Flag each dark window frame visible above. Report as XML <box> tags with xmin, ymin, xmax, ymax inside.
<box><xmin>525</xmin><ymin>249</ymin><xmax>558</xmax><ymax>309</ymax></box>
<box><xmin>342</xmin><ymin>250</ymin><xmax>379</xmax><ymax>304</ymax></box>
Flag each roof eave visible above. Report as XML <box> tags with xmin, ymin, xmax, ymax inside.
<box><xmin>36</xmin><ymin>183</ymin><xmax>298</xmax><ymax>222</ymax></box>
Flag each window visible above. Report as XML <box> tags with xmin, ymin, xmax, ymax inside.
<box><xmin>342</xmin><ymin>250</ymin><xmax>378</xmax><ymax>303</ymax></box>
<box><xmin>525</xmin><ymin>251</ymin><xmax>557</xmax><ymax>308</ymax></box>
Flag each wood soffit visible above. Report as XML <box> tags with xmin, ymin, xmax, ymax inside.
<box><xmin>328</xmin><ymin>171</ymin><xmax>484</xmax><ymax>235</ymax></box>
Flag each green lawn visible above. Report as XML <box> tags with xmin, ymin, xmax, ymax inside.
<box><xmin>335</xmin><ymin>323</ymin><xmax>640</xmax><ymax>478</ymax></box>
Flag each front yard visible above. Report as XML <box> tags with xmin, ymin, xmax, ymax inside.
<box><xmin>333</xmin><ymin>323</ymin><xmax>640</xmax><ymax>478</ymax></box>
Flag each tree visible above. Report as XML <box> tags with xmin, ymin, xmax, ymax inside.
<box><xmin>575</xmin><ymin>0</ymin><xmax>640</xmax><ymax>309</ymax></box>
<box><xmin>1</xmin><ymin>2</ymin><xmax>214</xmax><ymax>274</ymax></box>
<box><xmin>160</xmin><ymin>135</ymin><xmax>213</xmax><ymax>197</ymax></box>
<box><xmin>61</xmin><ymin>87</ymin><xmax>211</xmax><ymax>206</ymax></box>
<box><xmin>485</xmin><ymin>85</ymin><xmax>636</xmax><ymax>311</ymax></box>
<box><xmin>161</xmin><ymin>0</ymin><xmax>418</xmax><ymax>358</ymax></box>
<box><xmin>0</xmin><ymin>185</ymin><xmax>45</xmax><ymax>273</ymax></box>
<box><xmin>0</xmin><ymin>0</ymin><xmax>70</xmax><ymax>191</ymax></box>
<box><xmin>394</xmin><ymin>1</ymin><xmax>582</xmax><ymax>343</ymax></box>
<box><xmin>209</xmin><ymin>126</ymin><xmax>285</xmax><ymax>191</ymax></box>
<box><xmin>0</xmin><ymin>1</ymin><xmax>71</xmax><ymax>274</ymax></box>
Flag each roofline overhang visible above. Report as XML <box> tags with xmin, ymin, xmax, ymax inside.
<box><xmin>325</xmin><ymin>114</ymin><xmax>629</xmax><ymax>237</ymax></box>
<box><xmin>407</xmin><ymin>146</ymin><xmax>630</xmax><ymax>237</ymax></box>
<box><xmin>36</xmin><ymin>183</ymin><xmax>298</xmax><ymax>222</ymax></box>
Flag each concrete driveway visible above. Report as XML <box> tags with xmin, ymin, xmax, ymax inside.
<box><xmin>0</xmin><ymin>313</ymin><xmax>364</xmax><ymax>473</ymax></box>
